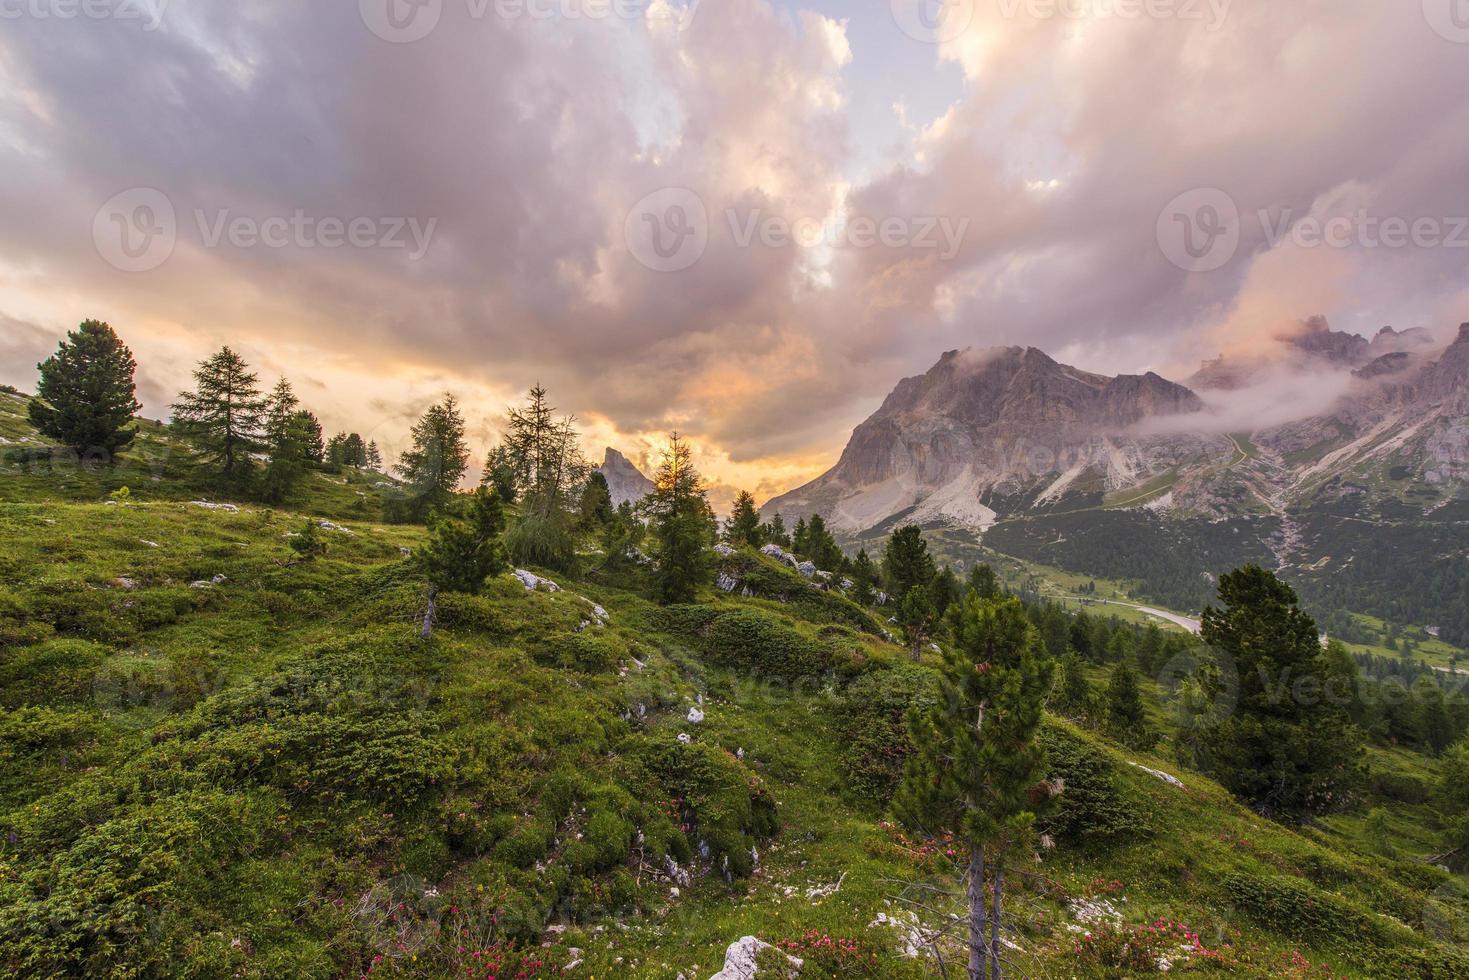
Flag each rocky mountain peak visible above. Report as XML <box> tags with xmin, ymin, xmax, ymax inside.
<box><xmin>597</xmin><ymin>447</ymin><xmax>654</xmax><ymax>506</ymax></box>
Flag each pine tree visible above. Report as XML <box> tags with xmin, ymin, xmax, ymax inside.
<box><xmin>392</xmin><ymin>395</ymin><xmax>469</xmax><ymax>521</ymax></box>
<box><xmin>897</xmin><ymin>596</ymin><xmax>1057</xmax><ymax>980</ymax></box>
<box><xmin>934</xmin><ymin>566</ymin><xmax>963</xmax><ymax>618</ymax></box>
<box><xmin>502</xmin><ymin>386</ymin><xmax>588</xmax><ymax>571</ymax></box>
<box><xmin>342</xmin><ymin>433</ymin><xmax>367</xmax><ymax>467</ymax></box>
<box><xmin>850</xmin><ymin>548</ymin><xmax>877</xmax><ymax>605</ymax></box>
<box><xmin>598</xmin><ymin>500</ymin><xmax>646</xmax><ymax>573</ymax></box>
<box><xmin>288</xmin><ymin>518</ymin><xmax>326</xmax><ymax>561</ymax></box>
<box><xmin>261</xmin><ymin>381</ymin><xmax>311</xmax><ymax>504</ymax></box>
<box><xmin>578</xmin><ymin>470</ymin><xmax>615</xmax><ymax>530</ymax></box>
<box><xmin>1104</xmin><ymin>659</ymin><xmax>1154</xmax><ymax>749</ymax></box>
<box><xmin>326</xmin><ymin>433</ymin><xmax>348</xmax><ymax>467</ymax></box>
<box><xmin>898</xmin><ymin>582</ymin><xmax>938</xmax><ymax>661</ymax></box>
<box><xmin>643</xmin><ymin>432</ymin><xmax>716</xmax><ymax>604</ymax></box>
<box><xmin>296</xmin><ymin>410</ymin><xmax>325</xmax><ymax>463</ymax></box>
<box><xmin>792</xmin><ymin>517</ymin><xmax>809</xmax><ymax>556</ymax></box>
<box><xmin>1185</xmin><ymin>565</ymin><xmax>1365</xmax><ymax>818</ymax></box>
<box><xmin>1056</xmin><ymin>651</ymin><xmax>1092</xmax><ymax>718</ymax></box>
<box><xmin>172</xmin><ymin>346</ymin><xmax>266</xmax><ymax>479</ymax></box>
<box><xmin>29</xmin><ymin>319</ymin><xmax>142</xmax><ymax>457</ymax></box>
<box><xmin>884</xmin><ymin>524</ymin><xmax>936</xmax><ymax>602</ymax></box>
<box><xmin>415</xmin><ymin>487</ymin><xmax>509</xmax><ymax>638</ymax></box>
<box><xmin>725</xmin><ymin>491</ymin><xmax>763</xmax><ymax>548</ymax></box>
<box><xmin>762</xmin><ymin>512</ymin><xmax>791</xmax><ymax>549</ymax></box>
<box><xmin>365</xmin><ymin>441</ymin><xmax>383</xmax><ymax>471</ymax></box>
<box><xmin>802</xmin><ymin>514</ymin><xmax>843</xmax><ymax>571</ymax></box>
<box><xmin>480</xmin><ymin>443</ymin><xmax>519</xmax><ymax>504</ymax></box>
<box><xmin>968</xmin><ymin>562</ymin><xmax>1000</xmax><ymax>600</ymax></box>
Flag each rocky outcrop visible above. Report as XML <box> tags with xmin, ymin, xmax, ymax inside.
<box><xmin>597</xmin><ymin>447</ymin><xmax>654</xmax><ymax>506</ymax></box>
<box><xmin>708</xmin><ymin>937</ymin><xmax>802</xmax><ymax>980</ymax></box>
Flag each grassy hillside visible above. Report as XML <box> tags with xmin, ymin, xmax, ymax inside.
<box><xmin>3</xmin><ymin>402</ymin><xmax>1469</xmax><ymax>978</ymax></box>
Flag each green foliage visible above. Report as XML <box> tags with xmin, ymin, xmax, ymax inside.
<box><xmin>1104</xmin><ymin>659</ymin><xmax>1156</xmax><ymax>751</ymax></box>
<box><xmin>725</xmin><ymin>490</ymin><xmax>763</xmax><ymax>548</ymax></box>
<box><xmin>28</xmin><ymin>320</ymin><xmax>142</xmax><ymax>457</ymax></box>
<box><xmin>578</xmin><ymin>470</ymin><xmax>615</xmax><ymax>530</ymax></box>
<box><xmin>418</xmin><ymin>488</ymin><xmax>510</xmax><ymax>597</ymax></box>
<box><xmin>644</xmin><ymin>433</ymin><xmax>716</xmax><ymax>604</ymax></box>
<box><xmin>1037</xmin><ymin>724</ymin><xmax>1150</xmax><ymax>845</ymax></box>
<box><xmin>288</xmin><ymin>518</ymin><xmax>327</xmax><ymax>561</ymax></box>
<box><xmin>832</xmin><ymin>663</ymin><xmax>940</xmax><ymax>804</ymax></box>
<box><xmin>391</xmin><ymin>395</ymin><xmax>470</xmax><ymax>521</ymax></box>
<box><xmin>506</xmin><ymin>505</ymin><xmax>579</xmax><ymax>573</ymax></box>
<box><xmin>882</xmin><ymin>524</ymin><xmax>935</xmax><ymax>603</ymax></box>
<box><xmin>1183</xmin><ymin>566</ymin><xmax>1365</xmax><ymax>818</ymax></box>
<box><xmin>700</xmin><ymin>607</ymin><xmax>828</xmax><ymax>679</ymax></box>
<box><xmin>171</xmin><ymin>345</ymin><xmax>267</xmax><ymax>480</ymax></box>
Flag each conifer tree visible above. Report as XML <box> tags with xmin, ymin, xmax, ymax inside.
<box><xmin>480</xmin><ymin>443</ymin><xmax>519</xmax><ymax>504</ymax></box>
<box><xmin>365</xmin><ymin>441</ymin><xmax>383</xmax><ymax>471</ymax></box>
<box><xmin>884</xmin><ymin>524</ymin><xmax>936</xmax><ymax>602</ymax></box>
<box><xmin>644</xmin><ymin>432</ymin><xmax>716</xmax><ymax>604</ymax></box>
<box><xmin>850</xmin><ymin>548</ymin><xmax>877</xmax><ymax>605</ymax></box>
<box><xmin>725</xmin><ymin>490</ymin><xmax>763</xmax><ymax>548</ymax></box>
<box><xmin>172</xmin><ymin>346</ymin><xmax>266</xmax><ymax>480</ymax></box>
<box><xmin>296</xmin><ymin>410</ymin><xmax>325</xmax><ymax>463</ymax></box>
<box><xmin>1104</xmin><ymin>659</ymin><xmax>1155</xmax><ymax>749</ymax></box>
<box><xmin>415</xmin><ymin>487</ymin><xmax>509</xmax><ymax>639</ymax></box>
<box><xmin>502</xmin><ymin>386</ymin><xmax>588</xmax><ymax>570</ymax></box>
<box><xmin>393</xmin><ymin>395</ymin><xmax>469</xmax><ymax>521</ymax></box>
<box><xmin>762</xmin><ymin>513</ymin><xmax>791</xmax><ymax>549</ymax></box>
<box><xmin>968</xmin><ymin>562</ymin><xmax>1000</xmax><ymax>600</ymax></box>
<box><xmin>29</xmin><ymin>319</ymin><xmax>142</xmax><ymax>457</ymax></box>
<box><xmin>261</xmin><ymin>382</ymin><xmax>311</xmax><ymax>504</ymax></box>
<box><xmin>792</xmin><ymin>517</ymin><xmax>809</xmax><ymax>556</ymax></box>
<box><xmin>578</xmin><ymin>470</ymin><xmax>615</xmax><ymax>530</ymax></box>
<box><xmin>288</xmin><ymin>518</ymin><xmax>327</xmax><ymax>561</ymax></box>
<box><xmin>897</xmin><ymin>596</ymin><xmax>1057</xmax><ymax>980</ymax></box>
<box><xmin>1056</xmin><ymin>651</ymin><xmax>1093</xmax><ymax>718</ymax></box>
<box><xmin>1184</xmin><ymin>565</ymin><xmax>1364</xmax><ymax>818</ymax></box>
<box><xmin>898</xmin><ymin>582</ymin><xmax>938</xmax><ymax>661</ymax></box>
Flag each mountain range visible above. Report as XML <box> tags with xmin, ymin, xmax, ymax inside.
<box><xmin>765</xmin><ymin>319</ymin><xmax>1469</xmax><ymax>642</ymax></box>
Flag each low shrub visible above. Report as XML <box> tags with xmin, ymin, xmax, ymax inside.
<box><xmin>1039</xmin><ymin>724</ymin><xmax>1152</xmax><ymax>845</ymax></box>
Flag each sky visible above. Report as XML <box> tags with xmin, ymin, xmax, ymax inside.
<box><xmin>2</xmin><ymin>0</ymin><xmax>1468</xmax><ymax>502</ymax></box>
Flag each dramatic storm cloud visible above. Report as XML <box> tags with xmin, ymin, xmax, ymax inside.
<box><xmin>2</xmin><ymin>0</ymin><xmax>1467</xmax><ymax>492</ymax></box>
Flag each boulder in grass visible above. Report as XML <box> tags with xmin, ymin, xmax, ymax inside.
<box><xmin>708</xmin><ymin>937</ymin><xmax>802</xmax><ymax>980</ymax></box>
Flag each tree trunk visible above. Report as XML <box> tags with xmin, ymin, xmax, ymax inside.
<box><xmin>420</xmin><ymin>586</ymin><xmax>437</xmax><ymax>640</ymax></box>
<box><xmin>967</xmin><ymin>846</ymin><xmax>988</xmax><ymax>980</ymax></box>
<box><xmin>989</xmin><ymin>860</ymin><xmax>1004</xmax><ymax>980</ymax></box>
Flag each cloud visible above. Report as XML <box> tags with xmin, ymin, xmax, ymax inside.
<box><xmin>1</xmin><ymin>1</ymin><xmax>1467</xmax><ymax>493</ymax></box>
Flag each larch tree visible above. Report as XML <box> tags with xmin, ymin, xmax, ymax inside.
<box><xmin>897</xmin><ymin>595</ymin><xmax>1058</xmax><ymax>980</ymax></box>
<box><xmin>172</xmin><ymin>346</ymin><xmax>266</xmax><ymax>480</ymax></box>
<box><xmin>29</xmin><ymin>319</ymin><xmax>142</xmax><ymax>457</ymax></box>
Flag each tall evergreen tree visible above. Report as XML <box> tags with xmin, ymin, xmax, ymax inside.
<box><xmin>578</xmin><ymin>470</ymin><xmax>615</xmax><ymax>530</ymax></box>
<box><xmin>884</xmin><ymin>524</ymin><xmax>936</xmax><ymax>602</ymax></box>
<box><xmin>480</xmin><ymin>443</ymin><xmax>519</xmax><ymax>504</ymax></box>
<box><xmin>725</xmin><ymin>491</ymin><xmax>763</xmax><ymax>548</ymax></box>
<box><xmin>502</xmin><ymin>387</ymin><xmax>587</xmax><ymax>571</ymax></box>
<box><xmin>392</xmin><ymin>395</ymin><xmax>469</xmax><ymax>521</ymax></box>
<box><xmin>968</xmin><ymin>562</ymin><xmax>1000</xmax><ymax>600</ymax></box>
<box><xmin>29</xmin><ymin>319</ymin><xmax>142</xmax><ymax>456</ymax></box>
<box><xmin>850</xmin><ymin>548</ymin><xmax>877</xmax><ymax>605</ymax></box>
<box><xmin>415</xmin><ymin>488</ymin><xmax>509</xmax><ymax>639</ymax></box>
<box><xmin>1104</xmin><ymin>659</ymin><xmax>1155</xmax><ymax>750</ymax></box>
<box><xmin>296</xmin><ymin>410</ymin><xmax>325</xmax><ymax>463</ymax></box>
<box><xmin>897</xmin><ymin>596</ymin><xmax>1057</xmax><ymax>980</ymax></box>
<box><xmin>802</xmin><ymin>513</ymin><xmax>843</xmax><ymax>570</ymax></box>
<box><xmin>365</xmin><ymin>441</ymin><xmax>383</xmax><ymax>471</ymax></box>
<box><xmin>260</xmin><ymin>380</ymin><xmax>310</xmax><ymax>504</ymax></box>
<box><xmin>1183</xmin><ymin>565</ymin><xmax>1365</xmax><ymax>818</ymax></box>
<box><xmin>1055</xmin><ymin>651</ymin><xmax>1093</xmax><ymax>718</ymax></box>
<box><xmin>172</xmin><ymin>346</ymin><xmax>266</xmax><ymax>479</ymax></box>
<box><xmin>762</xmin><ymin>512</ymin><xmax>791</xmax><ymax>549</ymax></box>
<box><xmin>643</xmin><ymin>432</ymin><xmax>716</xmax><ymax>604</ymax></box>
<box><xmin>898</xmin><ymin>582</ymin><xmax>938</xmax><ymax>661</ymax></box>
